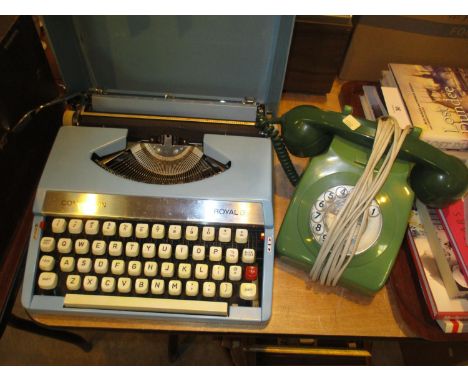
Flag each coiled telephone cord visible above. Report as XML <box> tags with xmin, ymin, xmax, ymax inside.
<box><xmin>309</xmin><ymin>117</ymin><xmax>410</xmax><ymax>286</ymax></box>
<box><xmin>258</xmin><ymin>120</ymin><xmax>300</xmax><ymax>186</ymax></box>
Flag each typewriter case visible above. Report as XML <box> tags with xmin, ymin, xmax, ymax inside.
<box><xmin>21</xmin><ymin>16</ymin><xmax>294</xmax><ymax>323</ymax></box>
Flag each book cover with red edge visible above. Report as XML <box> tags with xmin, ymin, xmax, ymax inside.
<box><xmin>438</xmin><ymin>198</ymin><xmax>468</xmax><ymax>284</ymax></box>
<box><xmin>407</xmin><ymin>207</ymin><xmax>468</xmax><ymax>320</ymax></box>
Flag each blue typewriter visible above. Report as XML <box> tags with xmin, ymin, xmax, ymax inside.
<box><xmin>21</xmin><ymin>16</ymin><xmax>294</xmax><ymax>324</ymax></box>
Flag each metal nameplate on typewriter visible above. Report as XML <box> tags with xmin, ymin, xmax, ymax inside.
<box><xmin>42</xmin><ymin>191</ymin><xmax>265</xmax><ymax>225</ymax></box>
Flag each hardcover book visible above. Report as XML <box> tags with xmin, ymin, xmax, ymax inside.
<box><xmin>438</xmin><ymin>198</ymin><xmax>468</xmax><ymax>284</ymax></box>
<box><xmin>415</xmin><ymin>200</ymin><xmax>468</xmax><ymax>299</ymax></box>
<box><xmin>388</xmin><ymin>63</ymin><xmax>468</xmax><ymax>150</ymax></box>
<box><xmin>407</xmin><ymin>206</ymin><xmax>468</xmax><ymax>320</ymax></box>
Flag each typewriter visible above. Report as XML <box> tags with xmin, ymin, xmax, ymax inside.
<box><xmin>21</xmin><ymin>16</ymin><xmax>294</xmax><ymax>324</ymax></box>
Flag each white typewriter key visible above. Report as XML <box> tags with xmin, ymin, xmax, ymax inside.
<box><xmin>118</xmin><ymin>277</ymin><xmax>132</xmax><ymax>293</ymax></box>
<box><xmin>202</xmin><ymin>226</ymin><xmax>215</xmax><ymax>241</ymax></box>
<box><xmin>168</xmin><ymin>280</ymin><xmax>182</xmax><ymax>296</ymax></box>
<box><xmin>108</xmin><ymin>241</ymin><xmax>122</xmax><ymax>257</ymax></box>
<box><xmin>240</xmin><ymin>283</ymin><xmax>257</xmax><ymax>301</ymax></box>
<box><xmin>92</xmin><ymin>240</ymin><xmax>106</xmax><ymax>256</ymax></box>
<box><xmin>128</xmin><ymin>261</ymin><xmax>142</xmax><ymax>276</ymax></box>
<box><xmin>229</xmin><ymin>265</ymin><xmax>242</xmax><ymax>281</ymax></box>
<box><xmin>151</xmin><ymin>224</ymin><xmax>165</xmax><ymax>239</ymax></box>
<box><xmin>52</xmin><ymin>218</ymin><xmax>67</xmax><ymax>234</ymax></box>
<box><xmin>64</xmin><ymin>295</ymin><xmax>228</xmax><ymax>316</ymax></box>
<box><xmin>38</xmin><ymin>272</ymin><xmax>58</xmax><ymax>290</ymax></box>
<box><xmin>175</xmin><ymin>244</ymin><xmax>189</xmax><ymax>260</ymax></box>
<box><xmin>242</xmin><ymin>248</ymin><xmax>256</xmax><ymax>263</ymax></box>
<box><xmin>185</xmin><ymin>226</ymin><xmax>198</xmax><ymax>241</ymax></box>
<box><xmin>85</xmin><ymin>220</ymin><xmax>99</xmax><ymax>235</ymax></box>
<box><xmin>135</xmin><ymin>279</ymin><xmax>149</xmax><ymax>294</ymax></box>
<box><xmin>103</xmin><ymin>221</ymin><xmax>116</xmax><ymax>236</ymax></box>
<box><xmin>83</xmin><ymin>276</ymin><xmax>98</xmax><ymax>292</ymax></box>
<box><xmin>39</xmin><ymin>255</ymin><xmax>55</xmax><ymax>271</ymax></box>
<box><xmin>57</xmin><ymin>238</ymin><xmax>72</xmax><ymax>254</ymax></box>
<box><xmin>135</xmin><ymin>223</ymin><xmax>149</xmax><ymax>239</ymax></box>
<box><xmin>195</xmin><ymin>264</ymin><xmax>209</xmax><ymax>279</ymax></box>
<box><xmin>212</xmin><ymin>265</ymin><xmax>225</xmax><ymax>281</ymax></box>
<box><xmin>68</xmin><ymin>219</ymin><xmax>83</xmax><ymax>234</ymax></box>
<box><xmin>218</xmin><ymin>228</ymin><xmax>231</xmax><ymax>242</ymax></box>
<box><xmin>142</xmin><ymin>243</ymin><xmax>156</xmax><ymax>259</ymax></box>
<box><xmin>125</xmin><ymin>242</ymin><xmax>140</xmax><ymax>257</ymax></box>
<box><xmin>151</xmin><ymin>279</ymin><xmax>165</xmax><ymax>295</ymax></box>
<box><xmin>192</xmin><ymin>245</ymin><xmax>205</xmax><ymax>261</ymax></box>
<box><xmin>119</xmin><ymin>222</ymin><xmax>133</xmax><ymax>238</ymax></box>
<box><xmin>75</xmin><ymin>239</ymin><xmax>90</xmax><ymax>255</ymax></box>
<box><xmin>209</xmin><ymin>246</ymin><xmax>222</xmax><ymax>262</ymax></box>
<box><xmin>185</xmin><ymin>281</ymin><xmax>199</xmax><ymax>297</ymax></box>
<box><xmin>40</xmin><ymin>237</ymin><xmax>55</xmax><ymax>253</ymax></box>
<box><xmin>203</xmin><ymin>282</ymin><xmax>216</xmax><ymax>298</ymax></box>
<box><xmin>144</xmin><ymin>261</ymin><xmax>158</xmax><ymax>277</ymax></box>
<box><xmin>101</xmin><ymin>277</ymin><xmax>116</xmax><ymax>293</ymax></box>
<box><xmin>225</xmin><ymin>248</ymin><xmax>239</xmax><ymax>264</ymax></box>
<box><xmin>178</xmin><ymin>263</ymin><xmax>192</xmax><ymax>279</ymax></box>
<box><xmin>60</xmin><ymin>257</ymin><xmax>75</xmax><ymax>272</ymax></box>
<box><xmin>77</xmin><ymin>258</ymin><xmax>92</xmax><ymax>273</ymax></box>
<box><xmin>235</xmin><ymin>229</ymin><xmax>248</xmax><ymax>244</ymax></box>
<box><xmin>94</xmin><ymin>259</ymin><xmax>109</xmax><ymax>274</ymax></box>
<box><xmin>111</xmin><ymin>260</ymin><xmax>125</xmax><ymax>275</ymax></box>
<box><xmin>66</xmin><ymin>275</ymin><xmax>81</xmax><ymax>291</ymax></box>
<box><xmin>158</xmin><ymin>243</ymin><xmax>172</xmax><ymax>259</ymax></box>
<box><xmin>168</xmin><ymin>225</ymin><xmax>182</xmax><ymax>240</ymax></box>
<box><xmin>220</xmin><ymin>282</ymin><xmax>233</xmax><ymax>298</ymax></box>
<box><xmin>161</xmin><ymin>262</ymin><xmax>174</xmax><ymax>278</ymax></box>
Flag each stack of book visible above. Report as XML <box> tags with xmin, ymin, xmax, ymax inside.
<box><xmin>359</xmin><ymin>63</ymin><xmax>468</xmax><ymax>163</ymax></box>
<box><xmin>408</xmin><ymin>199</ymin><xmax>468</xmax><ymax>333</ymax></box>
<box><xmin>361</xmin><ymin>63</ymin><xmax>468</xmax><ymax>333</ymax></box>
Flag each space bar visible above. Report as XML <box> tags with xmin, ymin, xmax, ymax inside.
<box><xmin>64</xmin><ymin>294</ymin><xmax>228</xmax><ymax>316</ymax></box>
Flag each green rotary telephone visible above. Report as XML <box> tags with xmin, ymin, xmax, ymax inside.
<box><xmin>269</xmin><ymin>105</ymin><xmax>468</xmax><ymax>295</ymax></box>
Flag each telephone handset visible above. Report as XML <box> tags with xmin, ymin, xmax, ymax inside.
<box><xmin>273</xmin><ymin>105</ymin><xmax>468</xmax><ymax>295</ymax></box>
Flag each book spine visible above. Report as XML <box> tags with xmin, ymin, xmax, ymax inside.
<box><xmin>406</xmin><ymin>228</ymin><xmax>438</xmax><ymax>319</ymax></box>
<box><xmin>359</xmin><ymin>95</ymin><xmax>375</xmax><ymax>121</ymax></box>
<box><xmin>436</xmin><ymin>319</ymin><xmax>468</xmax><ymax>333</ymax></box>
<box><xmin>381</xmin><ymin>87</ymin><xmax>412</xmax><ymax>129</ymax></box>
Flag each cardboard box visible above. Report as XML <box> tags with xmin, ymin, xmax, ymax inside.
<box><xmin>340</xmin><ymin>16</ymin><xmax>468</xmax><ymax>81</ymax></box>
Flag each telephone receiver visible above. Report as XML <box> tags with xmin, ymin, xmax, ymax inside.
<box><xmin>275</xmin><ymin>105</ymin><xmax>468</xmax><ymax>295</ymax></box>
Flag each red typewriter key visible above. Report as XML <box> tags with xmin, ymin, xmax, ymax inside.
<box><xmin>245</xmin><ymin>266</ymin><xmax>258</xmax><ymax>281</ymax></box>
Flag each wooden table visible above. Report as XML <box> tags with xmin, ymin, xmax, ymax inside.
<box><xmin>30</xmin><ymin>80</ymin><xmax>414</xmax><ymax>338</ymax></box>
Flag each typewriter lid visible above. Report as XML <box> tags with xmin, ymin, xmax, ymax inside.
<box><xmin>42</xmin><ymin>16</ymin><xmax>294</xmax><ymax>117</ymax></box>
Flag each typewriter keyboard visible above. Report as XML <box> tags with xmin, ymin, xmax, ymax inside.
<box><xmin>35</xmin><ymin>216</ymin><xmax>265</xmax><ymax>317</ymax></box>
